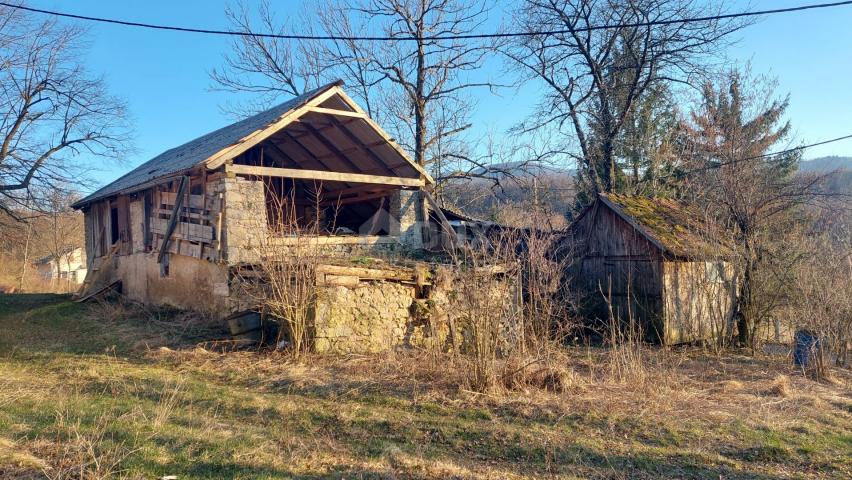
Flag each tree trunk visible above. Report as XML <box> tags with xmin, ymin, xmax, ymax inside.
<box><xmin>735</xmin><ymin>260</ymin><xmax>754</xmax><ymax>348</ymax></box>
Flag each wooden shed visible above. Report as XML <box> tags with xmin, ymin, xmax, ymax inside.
<box><xmin>556</xmin><ymin>193</ymin><xmax>736</xmax><ymax>345</ymax></box>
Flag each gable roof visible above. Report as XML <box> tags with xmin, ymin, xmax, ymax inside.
<box><xmin>73</xmin><ymin>81</ymin><xmax>431</xmax><ymax>209</ymax></box>
<box><xmin>33</xmin><ymin>246</ymin><xmax>83</xmax><ymax>265</ymax></box>
<box><xmin>597</xmin><ymin>193</ymin><xmax>732</xmax><ymax>259</ymax></box>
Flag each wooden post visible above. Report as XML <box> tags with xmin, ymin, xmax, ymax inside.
<box><xmin>422</xmin><ymin>190</ymin><xmax>458</xmax><ymax>251</ymax></box>
<box><xmin>158</xmin><ymin>176</ymin><xmax>189</xmax><ymax>264</ymax></box>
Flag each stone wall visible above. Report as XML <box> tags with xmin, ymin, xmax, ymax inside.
<box><xmin>389</xmin><ymin>189</ymin><xmax>423</xmax><ymax>250</ymax></box>
<box><xmin>221</xmin><ymin>176</ymin><xmax>267</xmax><ymax>265</ymax></box>
<box><xmin>306</xmin><ymin>264</ymin><xmax>520</xmax><ymax>355</ymax></box>
<box><xmin>312</xmin><ymin>281</ymin><xmax>425</xmax><ymax>353</ymax></box>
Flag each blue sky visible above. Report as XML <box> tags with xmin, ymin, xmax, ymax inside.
<box><xmin>26</xmin><ymin>0</ymin><xmax>852</xmax><ymax>189</ymax></box>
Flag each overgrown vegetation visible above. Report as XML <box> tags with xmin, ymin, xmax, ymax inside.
<box><xmin>0</xmin><ymin>294</ymin><xmax>850</xmax><ymax>479</ymax></box>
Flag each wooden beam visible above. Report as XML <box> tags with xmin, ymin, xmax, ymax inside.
<box><xmin>299</xmin><ymin>121</ymin><xmax>366</xmax><ymax>175</ymax></box>
<box><xmin>423</xmin><ymin>190</ymin><xmax>458</xmax><ymax>251</ymax></box>
<box><xmin>281</xmin><ymin>131</ymin><xmax>341</xmax><ymax>174</ymax></box>
<box><xmin>263</xmin><ymin>142</ymin><xmax>301</xmax><ymax>168</ymax></box>
<box><xmin>306</xmin><ymin>106</ymin><xmax>366</xmax><ymax>118</ymax></box>
<box><xmin>205</xmin><ymin>85</ymin><xmax>341</xmax><ymax>169</ymax></box>
<box><xmin>324</xmin><ymin>184</ymin><xmax>389</xmax><ymax>197</ymax></box>
<box><xmin>158</xmin><ymin>176</ymin><xmax>189</xmax><ymax>264</ymax></box>
<box><xmin>226</xmin><ymin>164</ymin><xmax>424</xmax><ymax>187</ymax></box>
<box><xmin>325</xmin><ymin>114</ymin><xmax>396</xmax><ymax>176</ymax></box>
<box><xmin>330</xmin><ymin>88</ymin><xmax>435</xmax><ymax>184</ymax></box>
<box><xmin>320</xmin><ymin>190</ymin><xmax>392</xmax><ymax>207</ymax></box>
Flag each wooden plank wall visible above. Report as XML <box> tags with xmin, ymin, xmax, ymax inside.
<box><xmin>149</xmin><ymin>173</ymin><xmax>223</xmax><ymax>262</ymax></box>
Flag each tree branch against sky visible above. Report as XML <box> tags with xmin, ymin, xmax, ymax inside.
<box><xmin>0</xmin><ymin>4</ymin><xmax>129</xmax><ymax>218</ymax></box>
<box><xmin>211</xmin><ymin>0</ymin><xmax>500</xmax><ymax>174</ymax></box>
<box><xmin>680</xmin><ymin>68</ymin><xmax>834</xmax><ymax>348</ymax></box>
<box><xmin>502</xmin><ymin>0</ymin><xmax>750</xmax><ymax>201</ymax></box>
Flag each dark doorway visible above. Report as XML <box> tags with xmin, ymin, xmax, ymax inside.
<box><xmin>110</xmin><ymin>206</ymin><xmax>119</xmax><ymax>244</ymax></box>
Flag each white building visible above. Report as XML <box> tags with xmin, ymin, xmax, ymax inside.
<box><xmin>34</xmin><ymin>247</ymin><xmax>88</xmax><ymax>285</ymax></box>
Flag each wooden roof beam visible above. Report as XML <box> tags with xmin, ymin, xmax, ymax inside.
<box><xmin>324</xmin><ymin>114</ymin><xmax>396</xmax><ymax>176</ymax></box>
<box><xmin>299</xmin><ymin>121</ymin><xmax>367</xmax><ymax>175</ymax></box>
<box><xmin>280</xmin><ymin>131</ymin><xmax>346</xmax><ymax>176</ymax></box>
<box><xmin>305</xmin><ymin>106</ymin><xmax>366</xmax><ymax>118</ymax></box>
<box><xmin>226</xmin><ymin>164</ymin><xmax>424</xmax><ymax>187</ymax></box>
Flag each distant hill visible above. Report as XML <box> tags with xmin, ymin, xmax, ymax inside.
<box><xmin>799</xmin><ymin>156</ymin><xmax>852</xmax><ymax>194</ymax></box>
<box><xmin>799</xmin><ymin>156</ymin><xmax>852</xmax><ymax>173</ymax></box>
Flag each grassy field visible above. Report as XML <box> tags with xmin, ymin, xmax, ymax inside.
<box><xmin>0</xmin><ymin>293</ymin><xmax>850</xmax><ymax>479</ymax></box>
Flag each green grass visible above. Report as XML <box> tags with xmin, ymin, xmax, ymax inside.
<box><xmin>0</xmin><ymin>293</ymin><xmax>850</xmax><ymax>479</ymax></box>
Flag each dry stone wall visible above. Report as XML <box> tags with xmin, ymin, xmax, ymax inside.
<box><xmin>307</xmin><ymin>264</ymin><xmax>520</xmax><ymax>355</ymax></box>
<box><xmin>312</xmin><ymin>280</ymin><xmax>427</xmax><ymax>353</ymax></box>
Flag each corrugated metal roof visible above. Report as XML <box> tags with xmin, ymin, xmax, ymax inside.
<box><xmin>73</xmin><ymin>81</ymin><xmax>341</xmax><ymax>208</ymax></box>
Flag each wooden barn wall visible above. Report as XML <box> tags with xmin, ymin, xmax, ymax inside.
<box><xmin>569</xmin><ymin>203</ymin><xmax>666</xmax><ymax>341</ymax></box>
<box><xmin>81</xmin><ymin>172</ymin><xmax>231</xmax><ymax>315</ymax></box>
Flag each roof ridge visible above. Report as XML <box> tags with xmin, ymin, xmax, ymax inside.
<box><xmin>72</xmin><ymin>80</ymin><xmax>343</xmax><ymax>208</ymax></box>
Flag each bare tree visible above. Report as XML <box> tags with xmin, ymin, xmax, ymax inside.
<box><xmin>786</xmin><ymin>205</ymin><xmax>852</xmax><ymax>370</ymax></box>
<box><xmin>503</xmin><ymin>0</ymin><xmax>747</xmax><ymax>200</ymax></box>
<box><xmin>0</xmin><ymin>6</ymin><xmax>129</xmax><ymax>218</ymax></box>
<box><xmin>38</xmin><ymin>189</ymin><xmax>83</xmax><ymax>291</ymax></box>
<box><xmin>213</xmin><ymin>0</ymin><xmax>497</xmax><ymax>172</ymax></box>
<box><xmin>209</xmin><ymin>1</ymin><xmax>327</xmax><ymax>116</ymax></box>
<box><xmin>681</xmin><ymin>69</ymin><xmax>831</xmax><ymax>348</ymax></box>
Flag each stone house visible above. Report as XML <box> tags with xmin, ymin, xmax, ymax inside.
<box><xmin>554</xmin><ymin>193</ymin><xmax>737</xmax><ymax>345</ymax></box>
<box><xmin>72</xmin><ymin>81</ymin><xmax>512</xmax><ymax>353</ymax></box>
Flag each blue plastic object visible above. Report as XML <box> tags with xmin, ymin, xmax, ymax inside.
<box><xmin>793</xmin><ymin>329</ymin><xmax>818</xmax><ymax>367</ymax></box>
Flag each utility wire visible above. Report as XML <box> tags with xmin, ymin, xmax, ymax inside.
<box><xmin>674</xmin><ymin>133</ymin><xmax>852</xmax><ymax>178</ymax></box>
<box><xmin>494</xmin><ymin>132</ymin><xmax>852</xmax><ymax>185</ymax></box>
<box><xmin>1</xmin><ymin>1</ymin><xmax>851</xmax><ymax>41</ymax></box>
<box><xmin>752</xmin><ymin>133</ymin><xmax>852</xmax><ymax>160</ymax></box>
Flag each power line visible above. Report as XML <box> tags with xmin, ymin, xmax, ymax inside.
<box><xmin>753</xmin><ymin>133</ymin><xmax>852</xmax><ymax>160</ymax></box>
<box><xmin>677</xmin><ymin>133</ymin><xmax>852</xmax><ymax>177</ymax></box>
<box><xmin>1</xmin><ymin>1</ymin><xmax>851</xmax><ymax>41</ymax></box>
<box><xmin>515</xmin><ymin>132</ymin><xmax>852</xmax><ymax>183</ymax></box>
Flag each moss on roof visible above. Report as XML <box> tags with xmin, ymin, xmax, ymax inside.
<box><xmin>600</xmin><ymin>193</ymin><xmax>731</xmax><ymax>258</ymax></box>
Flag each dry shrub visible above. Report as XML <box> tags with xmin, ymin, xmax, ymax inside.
<box><xmin>444</xmin><ymin>222</ymin><xmax>579</xmax><ymax>393</ymax></box>
<box><xmin>720</xmin><ymin>379</ymin><xmax>745</xmax><ymax>393</ymax></box>
<box><xmin>602</xmin><ymin>302</ymin><xmax>649</xmax><ymax>385</ymax></box>
<box><xmin>0</xmin><ymin>438</ymin><xmax>47</xmax><ymax>475</ymax></box>
<box><xmin>151</xmin><ymin>379</ymin><xmax>184</xmax><ymax>430</ymax></box>
<box><xmin>500</xmin><ymin>348</ymin><xmax>576</xmax><ymax>393</ymax></box>
<box><xmin>768</xmin><ymin>374</ymin><xmax>792</xmax><ymax>397</ymax></box>
<box><xmin>85</xmin><ymin>296</ymin><xmax>225</xmax><ymax>350</ymax></box>
<box><xmin>233</xmin><ymin>186</ymin><xmax>333</xmax><ymax>357</ymax></box>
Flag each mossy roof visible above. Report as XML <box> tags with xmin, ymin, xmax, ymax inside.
<box><xmin>599</xmin><ymin>193</ymin><xmax>732</xmax><ymax>259</ymax></box>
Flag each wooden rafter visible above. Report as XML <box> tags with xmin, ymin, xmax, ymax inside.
<box><xmin>299</xmin><ymin>121</ymin><xmax>366</xmax><ymax>175</ymax></box>
<box><xmin>204</xmin><ymin>85</ymin><xmax>434</xmax><ymax>184</ymax></box>
<box><xmin>205</xmin><ymin>86</ymin><xmax>341</xmax><ymax>169</ymax></box>
<box><xmin>324</xmin><ymin>114</ymin><xmax>396</xmax><ymax>176</ymax></box>
<box><xmin>305</xmin><ymin>106</ymin><xmax>366</xmax><ymax>118</ymax></box>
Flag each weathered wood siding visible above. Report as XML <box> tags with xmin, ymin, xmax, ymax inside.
<box><xmin>569</xmin><ymin>203</ymin><xmax>666</xmax><ymax>341</ymax></box>
<box><xmin>80</xmin><ymin>172</ymin><xmax>232</xmax><ymax>314</ymax></box>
